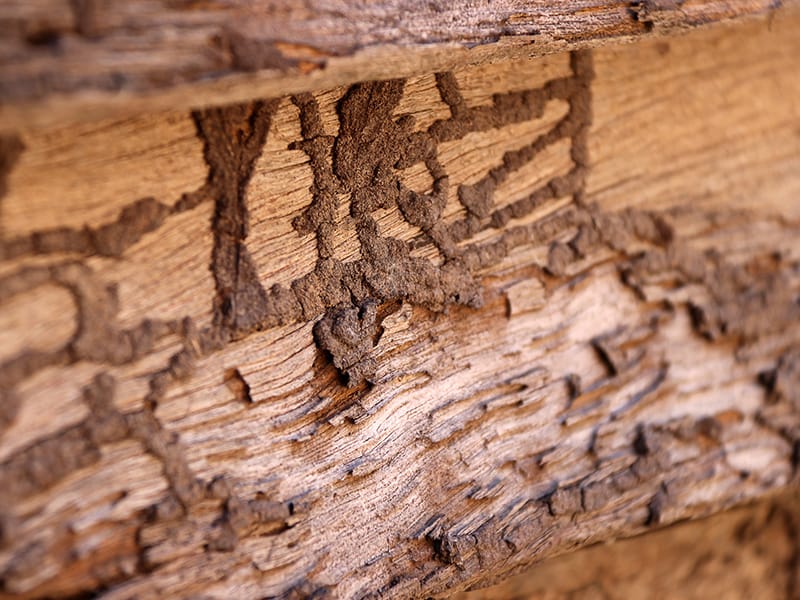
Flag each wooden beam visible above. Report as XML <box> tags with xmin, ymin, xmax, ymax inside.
<box><xmin>0</xmin><ymin>12</ymin><xmax>799</xmax><ymax>599</ymax></box>
<box><xmin>0</xmin><ymin>1</ymin><xmax>794</xmax><ymax>128</ymax></box>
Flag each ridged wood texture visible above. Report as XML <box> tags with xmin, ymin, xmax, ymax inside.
<box><xmin>0</xmin><ymin>10</ymin><xmax>799</xmax><ymax>600</ymax></box>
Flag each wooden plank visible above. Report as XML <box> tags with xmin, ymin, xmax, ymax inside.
<box><xmin>0</xmin><ymin>14</ymin><xmax>799</xmax><ymax>599</ymax></box>
<box><xmin>0</xmin><ymin>1</ymin><xmax>795</xmax><ymax>128</ymax></box>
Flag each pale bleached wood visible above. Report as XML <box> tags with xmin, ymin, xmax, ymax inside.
<box><xmin>0</xmin><ymin>15</ymin><xmax>799</xmax><ymax>600</ymax></box>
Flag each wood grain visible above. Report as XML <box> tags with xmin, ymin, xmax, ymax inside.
<box><xmin>0</xmin><ymin>1</ymin><xmax>796</xmax><ymax>129</ymax></box>
<box><xmin>456</xmin><ymin>492</ymin><xmax>800</xmax><ymax>599</ymax></box>
<box><xmin>0</xmin><ymin>14</ymin><xmax>799</xmax><ymax>599</ymax></box>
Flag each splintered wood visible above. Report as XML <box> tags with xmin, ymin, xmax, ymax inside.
<box><xmin>1</xmin><ymin>14</ymin><xmax>800</xmax><ymax>600</ymax></box>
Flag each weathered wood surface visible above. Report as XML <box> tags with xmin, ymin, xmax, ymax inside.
<box><xmin>456</xmin><ymin>492</ymin><xmax>800</xmax><ymax>599</ymax></box>
<box><xmin>0</xmin><ymin>0</ymin><xmax>796</xmax><ymax>128</ymax></box>
<box><xmin>1</xmin><ymin>13</ymin><xmax>800</xmax><ymax>599</ymax></box>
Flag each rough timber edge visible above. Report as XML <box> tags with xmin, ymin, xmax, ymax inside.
<box><xmin>0</xmin><ymin>2</ymin><xmax>796</xmax><ymax>132</ymax></box>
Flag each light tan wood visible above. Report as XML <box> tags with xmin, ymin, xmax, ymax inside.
<box><xmin>0</xmin><ymin>13</ymin><xmax>799</xmax><ymax>599</ymax></box>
